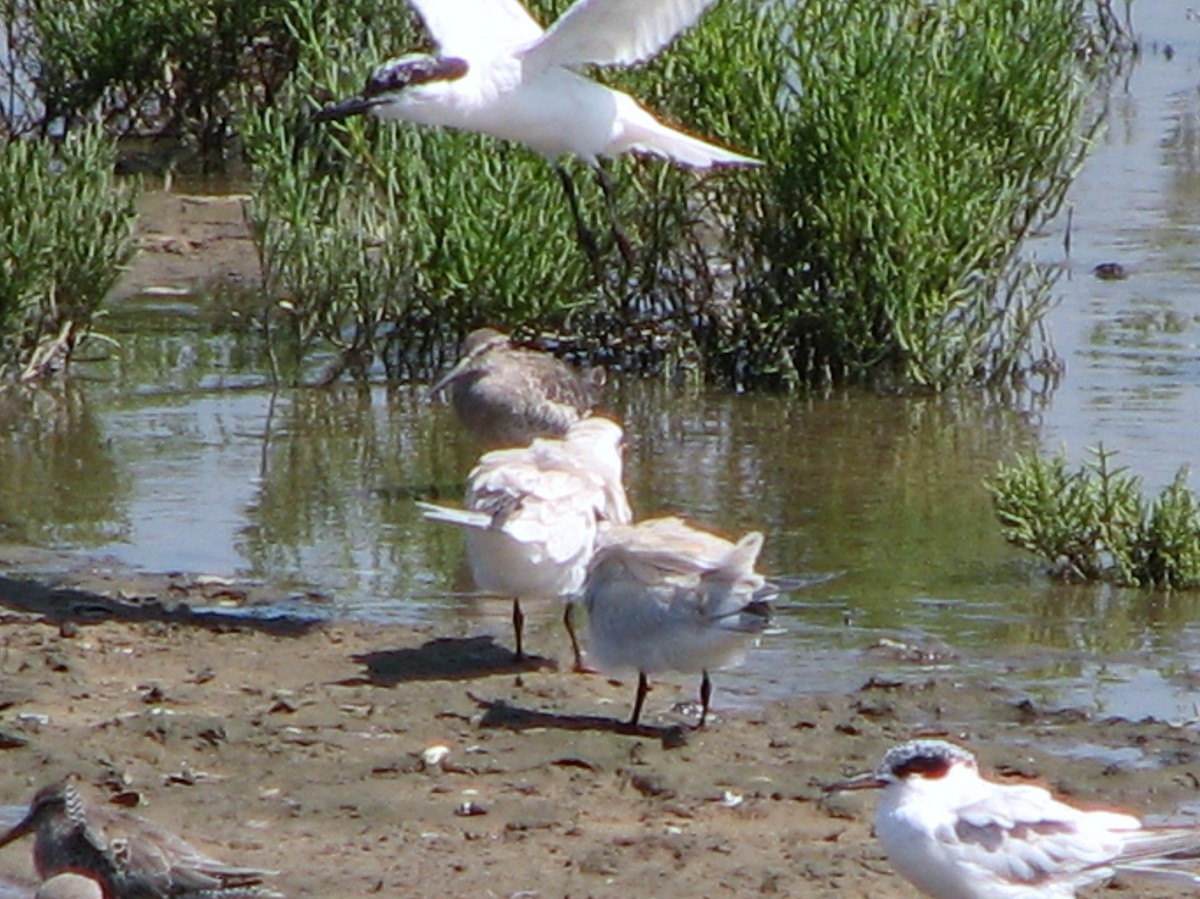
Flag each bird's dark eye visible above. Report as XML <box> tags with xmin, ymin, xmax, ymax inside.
<box><xmin>892</xmin><ymin>753</ymin><xmax>954</xmax><ymax>779</ymax></box>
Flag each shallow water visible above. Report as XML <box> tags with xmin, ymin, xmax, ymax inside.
<box><xmin>3</xmin><ymin>4</ymin><xmax>1200</xmax><ymax>726</ymax></box>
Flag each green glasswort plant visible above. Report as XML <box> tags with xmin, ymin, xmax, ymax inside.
<box><xmin>0</xmin><ymin>126</ymin><xmax>138</xmax><ymax>381</ymax></box>
<box><xmin>12</xmin><ymin>0</ymin><xmax>1121</xmax><ymax>388</ymax></box>
<box><xmin>244</xmin><ymin>0</ymin><xmax>1116</xmax><ymax>388</ymax></box>
<box><xmin>2</xmin><ymin>0</ymin><xmax>298</xmax><ymax>150</ymax></box>
<box><xmin>987</xmin><ymin>446</ymin><xmax>1200</xmax><ymax>589</ymax></box>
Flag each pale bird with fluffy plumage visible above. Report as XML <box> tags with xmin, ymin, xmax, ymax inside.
<box><xmin>583</xmin><ymin>515</ymin><xmax>773</xmax><ymax>727</ymax></box>
<box><xmin>418</xmin><ymin>415</ymin><xmax>631</xmax><ymax>668</ymax></box>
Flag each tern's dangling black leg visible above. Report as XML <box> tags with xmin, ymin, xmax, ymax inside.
<box><xmin>594</xmin><ymin>164</ymin><xmax>636</xmax><ymax>267</ymax></box>
<box><xmin>555</xmin><ymin>165</ymin><xmax>603</xmax><ymax>281</ymax></box>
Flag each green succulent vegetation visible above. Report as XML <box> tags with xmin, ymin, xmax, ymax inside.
<box><xmin>0</xmin><ymin>126</ymin><xmax>138</xmax><ymax>381</ymax></box>
<box><xmin>987</xmin><ymin>446</ymin><xmax>1200</xmax><ymax>589</ymax></box>
<box><xmin>1</xmin><ymin>0</ymin><xmax>297</xmax><ymax>150</ymax></box>
<box><xmin>2</xmin><ymin>0</ymin><xmax>1129</xmax><ymax>388</ymax></box>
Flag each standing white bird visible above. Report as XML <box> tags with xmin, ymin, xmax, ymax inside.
<box><xmin>418</xmin><ymin>415</ymin><xmax>631</xmax><ymax>667</ymax></box>
<box><xmin>583</xmin><ymin>516</ymin><xmax>772</xmax><ymax>727</ymax></box>
<box><xmin>314</xmin><ymin>0</ymin><xmax>760</xmax><ymax>264</ymax></box>
<box><xmin>428</xmin><ymin>328</ymin><xmax>603</xmax><ymax>449</ymax></box>
<box><xmin>830</xmin><ymin>739</ymin><xmax>1200</xmax><ymax>899</ymax></box>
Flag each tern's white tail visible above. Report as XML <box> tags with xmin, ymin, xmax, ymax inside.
<box><xmin>416</xmin><ymin>501</ymin><xmax>492</xmax><ymax>531</ymax></box>
<box><xmin>618</xmin><ymin>98</ymin><xmax>760</xmax><ymax>169</ymax></box>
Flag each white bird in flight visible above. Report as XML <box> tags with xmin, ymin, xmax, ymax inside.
<box><xmin>315</xmin><ymin>0</ymin><xmax>760</xmax><ymax>264</ymax></box>
<box><xmin>831</xmin><ymin>739</ymin><xmax>1200</xmax><ymax>899</ymax></box>
<box><xmin>583</xmin><ymin>516</ymin><xmax>773</xmax><ymax>727</ymax></box>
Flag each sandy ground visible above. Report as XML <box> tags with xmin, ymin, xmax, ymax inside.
<box><xmin>1</xmin><ymin>556</ymin><xmax>1200</xmax><ymax>898</ymax></box>
<box><xmin>1</xmin><ymin>190</ymin><xmax>1199</xmax><ymax>897</ymax></box>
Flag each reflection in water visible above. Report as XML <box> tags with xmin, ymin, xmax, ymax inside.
<box><xmin>1033</xmin><ymin>5</ymin><xmax>1200</xmax><ymax>490</ymax></box>
<box><xmin>0</xmin><ymin>386</ymin><xmax>128</xmax><ymax>545</ymax></box>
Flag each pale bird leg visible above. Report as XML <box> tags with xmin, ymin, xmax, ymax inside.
<box><xmin>563</xmin><ymin>601</ymin><xmax>593</xmax><ymax>673</ymax></box>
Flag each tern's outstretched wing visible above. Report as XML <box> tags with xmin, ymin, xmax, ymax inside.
<box><xmin>407</xmin><ymin>0</ymin><xmax>544</xmax><ymax>59</ymax></box>
<box><xmin>522</xmin><ymin>0</ymin><xmax>716</xmax><ymax>71</ymax></box>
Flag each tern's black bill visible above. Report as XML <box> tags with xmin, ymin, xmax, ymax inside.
<box><xmin>313</xmin><ymin>95</ymin><xmax>380</xmax><ymax>122</ymax></box>
<box><xmin>0</xmin><ymin>812</ymin><xmax>35</xmax><ymax>849</ymax></box>
<box><xmin>824</xmin><ymin>771</ymin><xmax>888</xmax><ymax>793</ymax></box>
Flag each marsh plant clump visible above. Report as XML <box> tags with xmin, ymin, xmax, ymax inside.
<box><xmin>0</xmin><ymin>127</ymin><xmax>138</xmax><ymax>381</ymax></box>
<box><xmin>2</xmin><ymin>0</ymin><xmax>1127</xmax><ymax>389</ymax></box>
<box><xmin>987</xmin><ymin>446</ymin><xmax>1200</xmax><ymax>590</ymax></box>
<box><xmin>244</xmin><ymin>0</ymin><xmax>1113</xmax><ymax>387</ymax></box>
<box><xmin>1</xmin><ymin>0</ymin><xmax>299</xmax><ymax>151</ymax></box>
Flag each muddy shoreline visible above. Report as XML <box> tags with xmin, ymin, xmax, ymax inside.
<box><xmin>0</xmin><ymin>554</ymin><xmax>1197</xmax><ymax>898</ymax></box>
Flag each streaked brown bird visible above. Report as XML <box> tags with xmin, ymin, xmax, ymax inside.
<box><xmin>0</xmin><ymin>779</ymin><xmax>281</xmax><ymax>899</ymax></box>
<box><xmin>429</xmin><ymin>328</ymin><xmax>602</xmax><ymax>449</ymax></box>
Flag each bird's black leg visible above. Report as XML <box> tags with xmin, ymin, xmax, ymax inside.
<box><xmin>629</xmin><ymin>672</ymin><xmax>650</xmax><ymax>727</ymax></box>
<box><xmin>593</xmin><ymin>164</ymin><xmax>636</xmax><ymax>267</ymax></box>
<box><xmin>512</xmin><ymin>598</ymin><xmax>525</xmax><ymax>661</ymax></box>
<box><xmin>563</xmin><ymin>601</ymin><xmax>589</xmax><ymax>673</ymax></box>
<box><xmin>555</xmin><ymin>164</ymin><xmax>603</xmax><ymax>281</ymax></box>
<box><xmin>697</xmin><ymin>670</ymin><xmax>713</xmax><ymax>728</ymax></box>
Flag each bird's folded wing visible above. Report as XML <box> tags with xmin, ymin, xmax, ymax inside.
<box><xmin>949</xmin><ymin>790</ymin><xmax>1133</xmax><ymax>880</ymax></box>
<box><xmin>521</xmin><ymin>0</ymin><xmax>716</xmax><ymax>71</ymax></box>
<box><xmin>1109</xmin><ymin>824</ymin><xmax>1200</xmax><ymax>867</ymax></box>
<box><xmin>408</xmin><ymin>0</ymin><xmax>544</xmax><ymax>60</ymax></box>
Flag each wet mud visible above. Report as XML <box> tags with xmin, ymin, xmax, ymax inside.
<box><xmin>0</xmin><ymin>560</ymin><xmax>1198</xmax><ymax>898</ymax></box>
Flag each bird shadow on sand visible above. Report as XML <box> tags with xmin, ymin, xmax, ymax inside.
<box><xmin>467</xmin><ymin>691</ymin><xmax>691</xmax><ymax>750</ymax></box>
<box><xmin>0</xmin><ymin>574</ymin><xmax>319</xmax><ymax>637</ymax></box>
<box><xmin>344</xmin><ymin>635</ymin><xmax>558</xmax><ymax>686</ymax></box>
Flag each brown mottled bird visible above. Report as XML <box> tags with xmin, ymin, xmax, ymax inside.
<box><xmin>429</xmin><ymin>328</ymin><xmax>602</xmax><ymax>448</ymax></box>
<box><xmin>0</xmin><ymin>780</ymin><xmax>281</xmax><ymax>899</ymax></box>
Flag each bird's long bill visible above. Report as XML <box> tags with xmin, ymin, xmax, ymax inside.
<box><xmin>0</xmin><ymin>810</ymin><xmax>37</xmax><ymax>849</ymax></box>
<box><xmin>426</xmin><ymin>356</ymin><xmax>473</xmax><ymax>399</ymax></box>
<box><xmin>825</xmin><ymin>770</ymin><xmax>888</xmax><ymax>793</ymax></box>
<box><xmin>313</xmin><ymin>95</ymin><xmax>380</xmax><ymax>122</ymax></box>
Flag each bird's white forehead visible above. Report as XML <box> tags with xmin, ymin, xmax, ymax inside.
<box><xmin>879</xmin><ymin>739</ymin><xmax>976</xmax><ymax>780</ymax></box>
<box><xmin>374</xmin><ymin>52</ymin><xmax>436</xmax><ymax>75</ymax></box>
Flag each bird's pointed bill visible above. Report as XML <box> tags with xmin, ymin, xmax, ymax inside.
<box><xmin>314</xmin><ymin>95</ymin><xmax>386</xmax><ymax>122</ymax></box>
<box><xmin>0</xmin><ymin>810</ymin><xmax>36</xmax><ymax>849</ymax></box>
<box><xmin>825</xmin><ymin>770</ymin><xmax>888</xmax><ymax>793</ymax></box>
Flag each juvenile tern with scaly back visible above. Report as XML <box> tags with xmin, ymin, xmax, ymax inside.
<box><xmin>315</xmin><ymin>0</ymin><xmax>761</xmax><ymax>265</ymax></box>
<box><xmin>830</xmin><ymin>739</ymin><xmax>1200</xmax><ymax>899</ymax></box>
<box><xmin>417</xmin><ymin>415</ymin><xmax>632</xmax><ymax>669</ymax></box>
